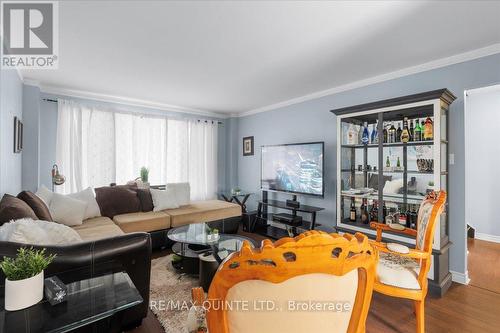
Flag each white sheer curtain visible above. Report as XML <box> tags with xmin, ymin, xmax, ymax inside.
<box><xmin>56</xmin><ymin>99</ymin><xmax>218</xmax><ymax>200</ymax></box>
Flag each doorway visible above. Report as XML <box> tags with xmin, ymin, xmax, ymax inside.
<box><xmin>465</xmin><ymin>84</ymin><xmax>500</xmax><ymax>293</ymax></box>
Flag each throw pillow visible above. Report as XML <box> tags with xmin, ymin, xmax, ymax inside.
<box><xmin>0</xmin><ymin>194</ymin><xmax>38</xmax><ymax>225</ymax></box>
<box><xmin>383</xmin><ymin>178</ymin><xmax>404</xmax><ymax>194</ymax></box>
<box><xmin>150</xmin><ymin>188</ymin><xmax>179</xmax><ymax>211</ymax></box>
<box><xmin>167</xmin><ymin>182</ymin><xmax>190</xmax><ymax>206</ymax></box>
<box><xmin>67</xmin><ymin>187</ymin><xmax>101</xmax><ymax>220</ymax></box>
<box><xmin>50</xmin><ymin>193</ymin><xmax>87</xmax><ymax>226</ymax></box>
<box><xmin>94</xmin><ymin>185</ymin><xmax>141</xmax><ymax>218</ymax></box>
<box><xmin>0</xmin><ymin>218</ymin><xmax>82</xmax><ymax>245</ymax></box>
<box><xmin>137</xmin><ymin>188</ymin><xmax>154</xmax><ymax>212</ymax></box>
<box><xmin>17</xmin><ymin>191</ymin><xmax>53</xmax><ymax>221</ymax></box>
<box><xmin>35</xmin><ymin>184</ymin><xmax>54</xmax><ymax>206</ymax></box>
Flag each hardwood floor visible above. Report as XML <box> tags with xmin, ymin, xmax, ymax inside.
<box><xmin>128</xmin><ymin>232</ymin><xmax>500</xmax><ymax>333</ymax></box>
<box><xmin>467</xmin><ymin>238</ymin><xmax>500</xmax><ymax>294</ymax></box>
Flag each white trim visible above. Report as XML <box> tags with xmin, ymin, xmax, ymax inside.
<box><xmin>37</xmin><ymin>84</ymin><xmax>229</xmax><ymax>118</ymax></box>
<box><xmin>475</xmin><ymin>233</ymin><xmax>500</xmax><ymax>244</ymax></box>
<box><xmin>238</xmin><ymin>43</ymin><xmax>500</xmax><ymax>117</ymax></box>
<box><xmin>450</xmin><ymin>270</ymin><xmax>470</xmax><ymax>285</ymax></box>
<box><xmin>23</xmin><ymin>79</ymin><xmax>40</xmax><ymax>87</ymax></box>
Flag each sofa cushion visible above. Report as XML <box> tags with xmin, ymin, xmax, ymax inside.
<box><xmin>113</xmin><ymin>211</ymin><xmax>171</xmax><ymax>233</ymax></box>
<box><xmin>137</xmin><ymin>188</ymin><xmax>154</xmax><ymax>212</ymax></box>
<box><xmin>72</xmin><ymin>216</ymin><xmax>125</xmax><ymax>241</ymax></box>
<box><xmin>0</xmin><ymin>194</ymin><xmax>38</xmax><ymax>225</ymax></box>
<box><xmin>165</xmin><ymin>200</ymin><xmax>241</xmax><ymax>228</ymax></box>
<box><xmin>95</xmin><ymin>185</ymin><xmax>141</xmax><ymax>218</ymax></box>
<box><xmin>17</xmin><ymin>191</ymin><xmax>53</xmax><ymax>221</ymax></box>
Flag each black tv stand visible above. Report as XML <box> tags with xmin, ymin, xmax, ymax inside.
<box><xmin>252</xmin><ymin>190</ymin><xmax>325</xmax><ymax>239</ymax></box>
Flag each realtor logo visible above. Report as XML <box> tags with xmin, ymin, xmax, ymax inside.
<box><xmin>1</xmin><ymin>1</ymin><xmax>58</xmax><ymax>68</ymax></box>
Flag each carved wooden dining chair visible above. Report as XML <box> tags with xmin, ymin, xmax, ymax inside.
<box><xmin>192</xmin><ymin>230</ymin><xmax>376</xmax><ymax>333</ymax></box>
<box><xmin>369</xmin><ymin>191</ymin><xmax>447</xmax><ymax>333</ymax></box>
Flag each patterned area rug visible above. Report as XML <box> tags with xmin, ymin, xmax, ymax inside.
<box><xmin>149</xmin><ymin>255</ymin><xmax>199</xmax><ymax>333</ymax></box>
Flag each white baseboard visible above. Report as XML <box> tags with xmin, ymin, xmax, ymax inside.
<box><xmin>450</xmin><ymin>270</ymin><xmax>470</xmax><ymax>285</ymax></box>
<box><xmin>475</xmin><ymin>233</ymin><xmax>500</xmax><ymax>244</ymax></box>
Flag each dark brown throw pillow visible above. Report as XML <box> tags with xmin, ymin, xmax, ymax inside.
<box><xmin>17</xmin><ymin>191</ymin><xmax>53</xmax><ymax>221</ymax></box>
<box><xmin>94</xmin><ymin>185</ymin><xmax>141</xmax><ymax>218</ymax></box>
<box><xmin>0</xmin><ymin>194</ymin><xmax>39</xmax><ymax>225</ymax></box>
<box><xmin>136</xmin><ymin>188</ymin><xmax>154</xmax><ymax>212</ymax></box>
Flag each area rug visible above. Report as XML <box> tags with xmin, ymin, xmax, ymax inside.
<box><xmin>149</xmin><ymin>255</ymin><xmax>199</xmax><ymax>333</ymax></box>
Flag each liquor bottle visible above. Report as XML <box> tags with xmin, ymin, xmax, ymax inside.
<box><xmin>383</xmin><ymin>124</ymin><xmax>388</xmax><ymax>143</ymax></box>
<box><xmin>362</xmin><ymin>122</ymin><xmax>369</xmax><ymax>144</ymax></box>
<box><xmin>347</xmin><ymin>123</ymin><xmax>358</xmax><ymax>144</ymax></box>
<box><xmin>396</xmin><ymin>122</ymin><xmax>402</xmax><ymax>142</ymax></box>
<box><xmin>349</xmin><ymin>201</ymin><xmax>357</xmax><ymax>222</ymax></box>
<box><xmin>409</xmin><ymin>119</ymin><xmax>415</xmax><ymax>141</ymax></box>
<box><xmin>360</xmin><ymin>199</ymin><xmax>369</xmax><ymax>224</ymax></box>
<box><xmin>410</xmin><ymin>205</ymin><xmax>418</xmax><ymax>229</ymax></box>
<box><xmin>396</xmin><ymin>156</ymin><xmax>401</xmax><ymax>168</ymax></box>
<box><xmin>382</xmin><ymin>203</ymin><xmax>388</xmax><ymax>223</ymax></box>
<box><xmin>405</xmin><ymin>207</ymin><xmax>412</xmax><ymax>228</ymax></box>
<box><xmin>358</xmin><ymin>124</ymin><xmax>364</xmax><ymax>144</ymax></box>
<box><xmin>386</xmin><ymin>155</ymin><xmax>390</xmax><ymax>168</ymax></box>
<box><xmin>388</xmin><ymin>122</ymin><xmax>396</xmax><ymax>143</ymax></box>
<box><xmin>414</xmin><ymin>119</ymin><xmax>422</xmax><ymax>141</ymax></box>
<box><xmin>370</xmin><ymin>122</ymin><xmax>378</xmax><ymax>144</ymax></box>
<box><xmin>401</xmin><ymin>117</ymin><xmax>410</xmax><ymax>143</ymax></box>
<box><xmin>421</xmin><ymin>120</ymin><xmax>426</xmax><ymax>140</ymax></box>
<box><xmin>370</xmin><ymin>200</ymin><xmax>379</xmax><ymax>222</ymax></box>
<box><xmin>423</xmin><ymin>117</ymin><xmax>433</xmax><ymax>141</ymax></box>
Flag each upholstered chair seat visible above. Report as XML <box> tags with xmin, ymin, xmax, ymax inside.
<box><xmin>376</xmin><ymin>252</ymin><xmax>421</xmax><ymax>290</ymax></box>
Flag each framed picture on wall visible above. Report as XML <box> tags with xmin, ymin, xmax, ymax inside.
<box><xmin>243</xmin><ymin>136</ymin><xmax>254</xmax><ymax>156</ymax></box>
<box><xmin>13</xmin><ymin>117</ymin><xmax>23</xmax><ymax>153</ymax></box>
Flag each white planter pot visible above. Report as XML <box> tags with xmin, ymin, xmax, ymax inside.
<box><xmin>5</xmin><ymin>271</ymin><xmax>44</xmax><ymax>311</ymax></box>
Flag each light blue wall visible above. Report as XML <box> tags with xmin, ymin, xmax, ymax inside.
<box><xmin>235</xmin><ymin>53</ymin><xmax>500</xmax><ymax>276</ymax></box>
<box><xmin>27</xmin><ymin>90</ymin><xmax>229</xmax><ymax>192</ymax></box>
<box><xmin>0</xmin><ymin>69</ymin><xmax>23</xmax><ymax>196</ymax></box>
<box><xmin>22</xmin><ymin>85</ymin><xmax>41</xmax><ymax>191</ymax></box>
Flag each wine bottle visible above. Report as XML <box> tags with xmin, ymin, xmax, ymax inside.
<box><xmin>409</xmin><ymin>119</ymin><xmax>414</xmax><ymax>141</ymax></box>
<box><xmin>386</xmin><ymin>156</ymin><xmax>390</xmax><ymax>168</ymax></box>
<box><xmin>358</xmin><ymin>124</ymin><xmax>364</xmax><ymax>144</ymax></box>
<box><xmin>396</xmin><ymin>156</ymin><xmax>401</xmax><ymax>168</ymax></box>
<box><xmin>396</xmin><ymin>122</ymin><xmax>402</xmax><ymax>142</ymax></box>
<box><xmin>388</xmin><ymin>122</ymin><xmax>396</xmax><ymax>143</ymax></box>
<box><xmin>414</xmin><ymin>119</ymin><xmax>422</xmax><ymax>141</ymax></box>
<box><xmin>361</xmin><ymin>199</ymin><xmax>369</xmax><ymax>224</ymax></box>
<box><xmin>401</xmin><ymin>117</ymin><xmax>410</xmax><ymax>143</ymax></box>
<box><xmin>349</xmin><ymin>201</ymin><xmax>357</xmax><ymax>222</ymax></box>
<box><xmin>382</xmin><ymin>203</ymin><xmax>388</xmax><ymax>224</ymax></box>
<box><xmin>383</xmin><ymin>124</ymin><xmax>388</xmax><ymax>143</ymax></box>
<box><xmin>423</xmin><ymin>117</ymin><xmax>433</xmax><ymax>141</ymax></box>
<box><xmin>370</xmin><ymin>201</ymin><xmax>379</xmax><ymax>222</ymax></box>
<box><xmin>362</xmin><ymin>122</ymin><xmax>369</xmax><ymax>144</ymax></box>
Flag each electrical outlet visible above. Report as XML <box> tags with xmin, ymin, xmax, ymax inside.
<box><xmin>449</xmin><ymin>153</ymin><xmax>455</xmax><ymax>165</ymax></box>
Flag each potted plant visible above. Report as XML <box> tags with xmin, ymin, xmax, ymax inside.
<box><xmin>232</xmin><ymin>187</ymin><xmax>241</xmax><ymax>195</ymax></box>
<box><xmin>140</xmin><ymin>167</ymin><xmax>149</xmax><ymax>183</ymax></box>
<box><xmin>427</xmin><ymin>181</ymin><xmax>435</xmax><ymax>194</ymax></box>
<box><xmin>0</xmin><ymin>248</ymin><xmax>55</xmax><ymax>311</ymax></box>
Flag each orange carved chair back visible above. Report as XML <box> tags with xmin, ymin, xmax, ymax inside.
<box><xmin>203</xmin><ymin>231</ymin><xmax>376</xmax><ymax>333</ymax></box>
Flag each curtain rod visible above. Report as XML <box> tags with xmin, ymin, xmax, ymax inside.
<box><xmin>41</xmin><ymin>98</ymin><xmax>223</xmax><ymax>124</ymax></box>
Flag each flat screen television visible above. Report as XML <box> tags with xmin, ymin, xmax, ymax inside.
<box><xmin>261</xmin><ymin>142</ymin><xmax>324</xmax><ymax>197</ymax></box>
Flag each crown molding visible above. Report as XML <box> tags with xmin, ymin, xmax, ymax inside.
<box><xmin>236</xmin><ymin>43</ymin><xmax>500</xmax><ymax>118</ymax></box>
<box><xmin>36</xmin><ymin>84</ymin><xmax>229</xmax><ymax>118</ymax></box>
<box><xmin>23</xmin><ymin>78</ymin><xmax>40</xmax><ymax>87</ymax></box>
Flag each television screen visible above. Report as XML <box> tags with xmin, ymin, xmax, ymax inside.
<box><xmin>261</xmin><ymin>142</ymin><xmax>324</xmax><ymax>197</ymax></box>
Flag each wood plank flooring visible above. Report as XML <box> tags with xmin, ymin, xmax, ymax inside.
<box><xmin>128</xmin><ymin>232</ymin><xmax>500</xmax><ymax>333</ymax></box>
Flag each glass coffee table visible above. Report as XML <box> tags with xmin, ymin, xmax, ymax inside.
<box><xmin>167</xmin><ymin>222</ymin><xmax>255</xmax><ymax>274</ymax></box>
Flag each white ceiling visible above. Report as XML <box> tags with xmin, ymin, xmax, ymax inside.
<box><xmin>21</xmin><ymin>1</ymin><xmax>500</xmax><ymax>116</ymax></box>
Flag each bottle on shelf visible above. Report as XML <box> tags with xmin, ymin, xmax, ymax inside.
<box><xmin>362</xmin><ymin>121</ymin><xmax>369</xmax><ymax>144</ymax></box>
<box><xmin>405</xmin><ymin>206</ymin><xmax>412</xmax><ymax>228</ymax></box>
<box><xmin>370</xmin><ymin>121</ymin><xmax>378</xmax><ymax>144</ymax></box>
<box><xmin>370</xmin><ymin>200</ymin><xmax>378</xmax><ymax>222</ymax></box>
<box><xmin>386</xmin><ymin>155</ymin><xmax>390</xmax><ymax>168</ymax></box>
<box><xmin>383</xmin><ymin>124</ymin><xmax>388</xmax><ymax>143</ymax></box>
<box><xmin>409</xmin><ymin>119</ymin><xmax>415</xmax><ymax>141</ymax></box>
<box><xmin>382</xmin><ymin>203</ymin><xmax>388</xmax><ymax>224</ymax></box>
<box><xmin>414</xmin><ymin>119</ymin><xmax>422</xmax><ymax>141</ymax></box>
<box><xmin>401</xmin><ymin>117</ymin><xmax>411</xmax><ymax>143</ymax></box>
<box><xmin>396</xmin><ymin>156</ymin><xmax>401</xmax><ymax>168</ymax></box>
<box><xmin>420</xmin><ymin>120</ymin><xmax>426</xmax><ymax>140</ymax></box>
<box><xmin>360</xmin><ymin>199</ymin><xmax>369</xmax><ymax>224</ymax></box>
<box><xmin>396</xmin><ymin>122</ymin><xmax>402</xmax><ymax>142</ymax></box>
<box><xmin>388</xmin><ymin>122</ymin><xmax>396</xmax><ymax>143</ymax></box>
<box><xmin>347</xmin><ymin>123</ymin><xmax>358</xmax><ymax>145</ymax></box>
<box><xmin>423</xmin><ymin>116</ymin><xmax>433</xmax><ymax>141</ymax></box>
<box><xmin>349</xmin><ymin>201</ymin><xmax>357</xmax><ymax>222</ymax></box>
<box><xmin>410</xmin><ymin>205</ymin><xmax>418</xmax><ymax>229</ymax></box>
